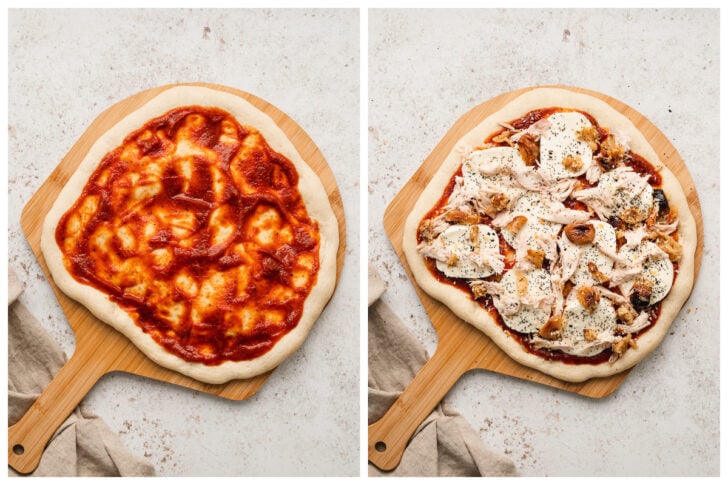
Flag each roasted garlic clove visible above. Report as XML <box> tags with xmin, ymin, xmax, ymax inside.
<box><xmin>564</xmin><ymin>222</ymin><xmax>596</xmax><ymax>245</ymax></box>
<box><xmin>539</xmin><ymin>315</ymin><xmax>564</xmax><ymax>340</ymax></box>
<box><xmin>516</xmin><ymin>133</ymin><xmax>539</xmax><ymax>166</ymax></box>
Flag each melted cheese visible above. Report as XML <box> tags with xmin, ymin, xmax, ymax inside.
<box><xmin>435</xmin><ymin>224</ymin><xmax>501</xmax><ymax>278</ymax></box>
<box><xmin>498</xmin><ymin>268</ymin><xmax>552</xmax><ymax>334</ymax></box>
<box><xmin>461</xmin><ymin>147</ymin><xmax>527</xmax><ymax>207</ymax></box>
<box><xmin>598</xmin><ymin>168</ymin><xmax>654</xmax><ymax>220</ymax></box>
<box><xmin>538</xmin><ymin>112</ymin><xmax>593</xmax><ymax>181</ymax></box>
<box><xmin>501</xmin><ymin>192</ymin><xmax>562</xmax><ymax>248</ymax></box>
<box><xmin>561</xmin><ymin>285</ymin><xmax>617</xmax><ymax>356</ymax></box>
<box><xmin>618</xmin><ymin>241</ymin><xmax>673</xmax><ymax>305</ymax></box>
<box><xmin>561</xmin><ymin>220</ymin><xmax>616</xmax><ymax>286</ymax></box>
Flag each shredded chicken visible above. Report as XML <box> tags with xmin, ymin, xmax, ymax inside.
<box><xmin>585</xmin><ymin>162</ymin><xmax>603</xmax><ymax>184</ymax></box>
<box><xmin>443</xmin><ymin>176</ymin><xmax>474</xmax><ymax>211</ymax></box>
<box><xmin>593</xmin><ymin>237</ymin><xmax>629</xmax><ymax>265</ymax></box>
<box><xmin>468</xmin><ymin>245</ymin><xmax>506</xmax><ymax>274</ymax></box>
<box><xmin>532</xmin><ymin>336</ymin><xmax>576</xmax><ymax>353</ymax></box>
<box><xmin>650</xmin><ymin>231</ymin><xmax>683</xmax><ymax>262</ymax></box>
<box><xmin>527</xmin><ymin>118</ymin><xmax>552</xmax><ymax>138</ymax></box>
<box><xmin>492</xmin><ymin>293</ymin><xmax>522</xmax><ymax>317</ymax></box>
<box><xmin>610</xmin><ymin>265</ymin><xmax>641</xmax><ymax>285</ymax></box>
<box><xmin>622</xmin><ymin>226</ymin><xmax>649</xmax><ymax>249</ymax></box>
<box><xmin>616</xmin><ymin>311</ymin><xmax>650</xmax><ymax>334</ymax></box>
<box><xmin>596</xmin><ymin>286</ymin><xmax>630</xmax><ymax>305</ymax></box>
<box><xmin>417</xmin><ymin>240</ymin><xmax>449</xmax><ymax>262</ymax></box>
<box><xmin>532</xmin><ymin>333</ymin><xmax>615</xmax><ymax>356</ymax></box>
<box><xmin>652</xmin><ymin>219</ymin><xmax>679</xmax><ymax>235</ymax></box>
<box><xmin>644</xmin><ymin>204</ymin><xmax>659</xmax><ymax>229</ymax></box>
<box><xmin>573</xmin><ymin>167</ymin><xmax>651</xmax><ymax>221</ymax></box>
<box><xmin>543</xmin><ymin>178</ymin><xmax>578</xmax><ymax>202</ymax></box>
<box><xmin>615</xmin><ymin>167</ymin><xmax>650</xmax><ymax>201</ymax></box>
<box><xmin>492</xmin><ymin>130</ymin><xmax>514</xmax><ymax>146</ymax></box>
<box><xmin>550</xmin><ymin>273</ymin><xmax>565</xmax><ymax>315</ymax></box>
<box><xmin>557</xmin><ymin>237</ymin><xmax>583</xmax><ymax>282</ymax></box>
<box><xmin>469</xmin><ymin>280</ymin><xmax>502</xmax><ymax>299</ymax></box>
<box><xmin>511</xmin><ymin>165</ymin><xmax>544</xmax><ymax>191</ymax></box>
<box><xmin>541</xmin><ymin>200</ymin><xmax>591</xmax><ymax>225</ymax></box>
<box><xmin>418</xmin><ymin>216</ymin><xmax>449</xmax><ymax>241</ymax></box>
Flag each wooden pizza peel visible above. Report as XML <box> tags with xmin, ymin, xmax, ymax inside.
<box><xmin>9</xmin><ymin>83</ymin><xmax>347</xmax><ymax>474</ymax></box>
<box><xmin>368</xmin><ymin>85</ymin><xmax>703</xmax><ymax>471</ymax></box>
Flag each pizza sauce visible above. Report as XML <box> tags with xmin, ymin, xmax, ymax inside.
<box><xmin>56</xmin><ymin>106</ymin><xmax>320</xmax><ymax>365</ymax></box>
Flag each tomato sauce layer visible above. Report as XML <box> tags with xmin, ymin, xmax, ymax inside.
<box><xmin>57</xmin><ymin>106</ymin><xmax>320</xmax><ymax>365</ymax></box>
<box><xmin>419</xmin><ymin>107</ymin><xmax>670</xmax><ymax>365</ymax></box>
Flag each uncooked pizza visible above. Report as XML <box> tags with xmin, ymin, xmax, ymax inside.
<box><xmin>403</xmin><ymin>87</ymin><xmax>697</xmax><ymax>383</ymax></box>
<box><xmin>41</xmin><ymin>86</ymin><xmax>339</xmax><ymax>384</ymax></box>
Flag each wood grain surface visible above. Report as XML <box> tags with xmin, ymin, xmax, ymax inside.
<box><xmin>10</xmin><ymin>83</ymin><xmax>346</xmax><ymax>474</ymax></box>
<box><xmin>368</xmin><ymin>85</ymin><xmax>703</xmax><ymax>471</ymax></box>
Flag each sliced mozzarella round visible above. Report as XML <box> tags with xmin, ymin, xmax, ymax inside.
<box><xmin>497</xmin><ymin>268</ymin><xmax>553</xmax><ymax>334</ymax></box>
<box><xmin>561</xmin><ymin>220</ymin><xmax>617</xmax><ymax>286</ymax></box>
<box><xmin>561</xmin><ymin>285</ymin><xmax>617</xmax><ymax>356</ymax></box>
<box><xmin>462</xmin><ymin>147</ymin><xmax>527</xmax><ymax>204</ymax></box>
<box><xmin>618</xmin><ymin>241</ymin><xmax>673</xmax><ymax>305</ymax></box>
<box><xmin>597</xmin><ymin>168</ymin><xmax>654</xmax><ymax>222</ymax></box>
<box><xmin>501</xmin><ymin>192</ymin><xmax>562</xmax><ymax>248</ymax></box>
<box><xmin>435</xmin><ymin>224</ymin><xmax>501</xmax><ymax>279</ymax></box>
<box><xmin>538</xmin><ymin>112</ymin><xmax>594</xmax><ymax>181</ymax></box>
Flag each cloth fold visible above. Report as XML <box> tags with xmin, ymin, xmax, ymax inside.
<box><xmin>368</xmin><ymin>264</ymin><xmax>517</xmax><ymax>477</ymax></box>
<box><xmin>8</xmin><ymin>267</ymin><xmax>155</xmax><ymax>477</ymax></box>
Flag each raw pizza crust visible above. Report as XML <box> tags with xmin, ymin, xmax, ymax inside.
<box><xmin>41</xmin><ymin>85</ymin><xmax>339</xmax><ymax>384</ymax></box>
<box><xmin>403</xmin><ymin>87</ymin><xmax>697</xmax><ymax>383</ymax></box>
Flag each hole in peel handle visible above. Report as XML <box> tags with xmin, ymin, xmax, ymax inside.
<box><xmin>367</xmin><ymin>341</ymin><xmax>474</xmax><ymax>471</ymax></box>
<box><xmin>7</xmin><ymin>345</ymin><xmax>109</xmax><ymax>474</ymax></box>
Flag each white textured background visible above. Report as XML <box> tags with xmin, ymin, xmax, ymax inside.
<box><xmin>368</xmin><ymin>8</ymin><xmax>719</xmax><ymax>476</ymax></box>
<box><xmin>9</xmin><ymin>9</ymin><xmax>359</xmax><ymax>476</ymax></box>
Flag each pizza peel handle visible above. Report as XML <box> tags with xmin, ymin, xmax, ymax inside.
<box><xmin>368</xmin><ymin>328</ymin><xmax>485</xmax><ymax>471</ymax></box>
<box><xmin>7</xmin><ymin>334</ymin><xmax>115</xmax><ymax>474</ymax></box>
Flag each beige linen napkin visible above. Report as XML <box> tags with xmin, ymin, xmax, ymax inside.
<box><xmin>368</xmin><ymin>265</ymin><xmax>517</xmax><ymax>477</ymax></box>
<box><xmin>8</xmin><ymin>267</ymin><xmax>155</xmax><ymax>477</ymax></box>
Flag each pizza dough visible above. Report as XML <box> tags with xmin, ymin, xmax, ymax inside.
<box><xmin>41</xmin><ymin>86</ymin><xmax>339</xmax><ymax>384</ymax></box>
<box><xmin>403</xmin><ymin>87</ymin><xmax>697</xmax><ymax>382</ymax></box>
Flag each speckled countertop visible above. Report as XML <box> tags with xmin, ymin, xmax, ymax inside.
<box><xmin>369</xmin><ymin>9</ymin><xmax>719</xmax><ymax>476</ymax></box>
<box><xmin>9</xmin><ymin>9</ymin><xmax>359</xmax><ymax>476</ymax></box>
